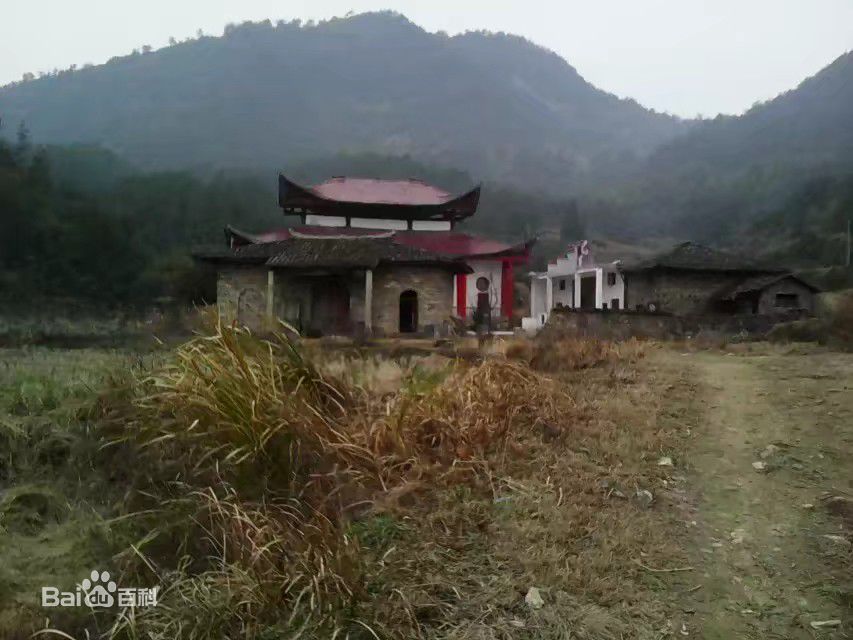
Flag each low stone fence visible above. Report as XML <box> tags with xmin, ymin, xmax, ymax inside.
<box><xmin>543</xmin><ymin>308</ymin><xmax>810</xmax><ymax>341</ymax></box>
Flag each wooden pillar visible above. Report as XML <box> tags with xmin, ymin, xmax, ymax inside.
<box><xmin>266</xmin><ymin>269</ymin><xmax>275</xmax><ymax>326</ymax></box>
<box><xmin>364</xmin><ymin>269</ymin><xmax>373</xmax><ymax>332</ymax></box>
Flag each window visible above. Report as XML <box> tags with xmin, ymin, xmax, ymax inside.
<box><xmin>602</xmin><ymin>302</ymin><xmax>608</xmax><ymax>310</ymax></box>
<box><xmin>559</xmin><ymin>279</ymin><xmax>566</xmax><ymax>291</ymax></box>
<box><xmin>775</xmin><ymin>293</ymin><xmax>799</xmax><ymax>308</ymax></box>
<box><xmin>475</xmin><ymin>277</ymin><xmax>490</xmax><ymax>292</ymax></box>
<box><xmin>607</xmin><ymin>272</ymin><xmax>617</xmax><ymax>286</ymax></box>
<box><xmin>611</xmin><ymin>298</ymin><xmax>620</xmax><ymax>310</ymax></box>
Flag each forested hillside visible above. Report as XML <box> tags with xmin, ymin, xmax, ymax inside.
<box><xmin>585</xmin><ymin>50</ymin><xmax>853</xmax><ymax>253</ymax></box>
<box><xmin>1</xmin><ymin>11</ymin><xmax>851</xmax><ymax>274</ymax></box>
<box><xmin>0</xmin><ymin>12</ymin><xmax>685</xmax><ymax>193</ymax></box>
<box><xmin>0</xmin><ymin>130</ymin><xmax>275</xmax><ymax>305</ymax></box>
<box><xmin>0</xmin><ymin>127</ymin><xmax>582</xmax><ymax>306</ymax></box>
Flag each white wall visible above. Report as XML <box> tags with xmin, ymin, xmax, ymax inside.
<box><xmin>602</xmin><ymin>269</ymin><xmax>625</xmax><ymax>310</ymax></box>
<box><xmin>305</xmin><ymin>214</ymin><xmax>346</xmax><ymax>227</ymax></box>
<box><xmin>529</xmin><ymin>277</ymin><xmax>548</xmax><ymax>325</ymax></box>
<box><xmin>351</xmin><ymin>217</ymin><xmax>409</xmax><ymax>230</ymax></box>
<box><xmin>302</xmin><ymin>215</ymin><xmax>453</xmax><ymax>232</ymax></box>
<box><xmin>552</xmin><ymin>275</ymin><xmax>573</xmax><ymax>308</ymax></box>
<box><xmin>412</xmin><ymin>220</ymin><xmax>451</xmax><ymax>231</ymax></box>
<box><xmin>466</xmin><ymin>259</ymin><xmax>504</xmax><ymax>317</ymax></box>
<box><xmin>572</xmin><ymin>268</ymin><xmax>625</xmax><ymax>310</ymax></box>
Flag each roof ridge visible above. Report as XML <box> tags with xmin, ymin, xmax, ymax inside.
<box><xmin>288</xmin><ymin>228</ymin><xmax>396</xmax><ymax>240</ymax></box>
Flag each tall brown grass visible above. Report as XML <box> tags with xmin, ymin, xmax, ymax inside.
<box><xmin>529</xmin><ymin>335</ymin><xmax>646</xmax><ymax>371</ymax></box>
<box><xmin>101</xmin><ymin>326</ymin><xmax>587</xmax><ymax>638</ymax></box>
<box><xmin>97</xmin><ymin>325</ymin><xmax>680</xmax><ymax>639</ymax></box>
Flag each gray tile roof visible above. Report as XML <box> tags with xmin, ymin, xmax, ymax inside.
<box><xmin>718</xmin><ymin>273</ymin><xmax>821</xmax><ymax>300</ymax></box>
<box><xmin>624</xmin><ymin>242</ymin><xmax>783</xmax><ymax>273</ymax></box>
<box><xmin>195</xmin><ymin>236</ymin><xmax>471</xmax><ymax>272</ymax></box>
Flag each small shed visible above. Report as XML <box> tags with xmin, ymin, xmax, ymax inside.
<box><xmin>716</xmin><ymin>273</ymin><xmax>820</xmax><ymax>314</ymax></box>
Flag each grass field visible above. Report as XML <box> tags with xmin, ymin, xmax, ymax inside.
<box><xmin>2</xmin><ymin>331</ymin><xmax>850</xmax><ymax>639</ymax></box>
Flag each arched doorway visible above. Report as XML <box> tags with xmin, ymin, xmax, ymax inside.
<box><xmin>399</xmin><ymin>290</ymin><xmax>418</xmax><ymax>333</ymax></box>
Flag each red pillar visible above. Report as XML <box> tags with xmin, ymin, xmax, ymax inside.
<box><xmin>456</xmin><ymin>273</ymin><xmax>467</xmax><ymax>318</ymax></box>
<box><xmin>501</xmin><ymin>260</ymin><xmax>514</xmax><ymax>319</ymax></box>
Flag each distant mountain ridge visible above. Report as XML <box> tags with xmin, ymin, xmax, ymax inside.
<box><xmin>2</xmin><ymin>11</ymin><xmax>852</xmax><ymax>261</ymax></box>
<box><xmin>0</xmin><ymin>11</ymin><xmax>687</xmax><ymax>192</ymax></box>
<box><xmin>586</xmin><ymin>49</ymin><xmax>853</xmax><ymax>245</ymax></box>
<box><xmin>647</xmin><ymin>50</ymin><xmax>853</xmax><ymax>176</ymax></box>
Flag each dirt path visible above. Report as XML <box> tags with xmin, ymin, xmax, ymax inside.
<box><xmin>661</xmin><ymin>346</ymin><xmax>853</xmax><ymax>639</ymax></box>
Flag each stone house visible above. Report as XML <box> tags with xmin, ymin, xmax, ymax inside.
<box><xmin>196</xmin><ymin>175</ymin><xmax>532</xmax><ymax>335</ymax></box>
<box><xmin>621</xmin><ymin>242</ymin><xmax>819</xmax><ymax>315</ymax></box>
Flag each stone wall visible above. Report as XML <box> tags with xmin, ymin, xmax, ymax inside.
<box><xmin>624</xmin><ymin>269</ymin><xmax>745</xmax><ymax>315</ymax></box>
<box><xmin>372</xmin><ymin>265</ymin><xmax>454</xmax><ymax>335</ymax></box>
<box><xmin>757</xmin><ymin>278</ymin><xmax>815</xmax><ymax>314</ymax></box>
<box><xmin>217</xmin><ymin>267</ymin><xmax>269</xmax><ymax>332</ymax></box>
<box><xmin>543</xmin><ymin>307</ymin><xmax>811</xmax><ymax>341</ymax></box>
<box><xmin>217</xmin><ymin>265</ymin><xmax>454</xmax><ymax>337</ymax></box>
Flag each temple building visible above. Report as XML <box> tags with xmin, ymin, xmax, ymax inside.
<box><xmin>197</xmin><ymin>175</ymin><xmax>532</xmax><ymax>336</ymax></box>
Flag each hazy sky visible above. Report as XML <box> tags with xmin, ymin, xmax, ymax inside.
<box><xmin>2</xmin><ymin>1</ymin><xmax>852</xmax><ymax>117</ymax></box>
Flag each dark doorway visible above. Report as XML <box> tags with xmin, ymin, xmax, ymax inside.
<box><xmin>580</xmin><ymin>275</ymin><xmax>596</xmax><ymax>310</ymax></box>
<box><xmin>476</xmin><ymin>292</ymin><xmax>490</xmax><ymax>315</ymax></box>
<box><xmin>399</xmin><ymin>290</ymin><xmax>418</xmax><ymax>333</ymax></box>
<box><xmin>310</xmin><ymin>279</ymin><xmax>350</xmax><ymax>335</ymax></box>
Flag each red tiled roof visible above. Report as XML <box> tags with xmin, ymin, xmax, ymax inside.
<box><xmin>225</xmin><ymin>225</ymin><xmax>531</xmax><ymax>260</ymax></box>
<box><xmin>278</xmin><ymin>175</ymin><xmax>480</xmax><ymax>222</ymax></box>
<box><xmin>394</xmin><ymin>231</ymin><xmax>522</xmax><ymax>258</ymax></box>
<box><xmin>310</xmin><ymin>177</ymin><xmax>453</xmax><ymax>206</ymax></box>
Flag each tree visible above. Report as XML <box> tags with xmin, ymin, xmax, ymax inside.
<box><xmin>14</xmin><ymin>122</ymin><xmax>31</xmax><ymax>161</ymax></box>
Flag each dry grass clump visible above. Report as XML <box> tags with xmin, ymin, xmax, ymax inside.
<box><xmin>530</xmin><ymin>335</ymin><xmax>646</xmax><ymax>372</ymax></box>
<box><xmin>108</xmin><ymin>329</ymin><xmax>375</xmax><ymax>493</ymax></box>
<box><xmin>357</xmin><ymin>348</ymin><xmax>692</xmax><ymax>639</ymax></box>
<box><xmin>103</xmin><ymin>327</ymin><xmax>579</xmax><ymax>638</ymax></box>
<box><xmin>98</xmin><ymin>325</ymin><xmax>683</xmax><ymax>639</ymax></box>
<box><xmin>363</xmin><ymin>359</ymin><xmax>569</xmax><ymax>476</ymax></box>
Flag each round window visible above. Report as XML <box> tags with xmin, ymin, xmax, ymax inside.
<box><xmin>475</xmin><ymin>277</ymin><xmax>490</xmax><ymax>292</ymax></box>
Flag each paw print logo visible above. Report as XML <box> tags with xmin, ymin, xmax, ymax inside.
<box><xmin>82</xmin><ymin>570</ymin><xmax>117</xmax><ymax>607</ymax></box>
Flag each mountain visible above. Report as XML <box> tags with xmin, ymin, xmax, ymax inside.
<box><xmin>586</xmin><ymin>50</ymin><xmax>853</xmax><ymax>245</ymax></box>
<box><xmin>648</xmin><ymin>50</ymin><xmax>853</xmax><ymax>176</ymax></box>
<box><xmin>0</xmin><ymin>11</ymin><xmax>687</xmax><ymax>192</ymax></box>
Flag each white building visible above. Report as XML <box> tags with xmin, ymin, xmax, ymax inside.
<box><xmin>522</xmin><ymin>241</ymin><xmax>625</xmax><ymax>332</ymax></box>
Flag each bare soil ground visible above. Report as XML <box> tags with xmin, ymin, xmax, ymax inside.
<box><xmin>656</xmin><ymin>344</ymin><xmax>853</xmax><ymax>639</ymax></box>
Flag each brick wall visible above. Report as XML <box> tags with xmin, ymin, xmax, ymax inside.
<box><xmin>372</xmin><ymin>265</ymin><xmax>453</xmax><ymax>335</ymax></box>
